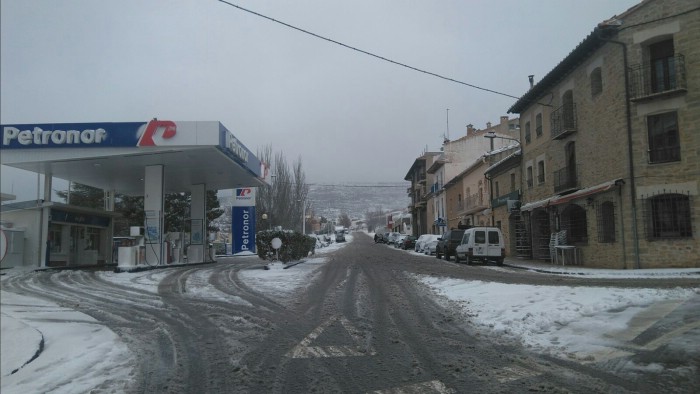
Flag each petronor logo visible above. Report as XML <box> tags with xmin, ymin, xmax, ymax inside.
<box><xmin>138</xmin><ymin>120</ymin><xmax>177</xmax><ymax>146</ymax></box>
<box><xmin>236</xmin><ymin>188</ymin><xmax>252</xmax><ymax>197</ymax></box>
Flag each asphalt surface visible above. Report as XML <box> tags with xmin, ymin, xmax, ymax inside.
<box><xmin>2</xmin><ymin>233</ymin><xmax>699</xmax><ymax>393</ymax></box>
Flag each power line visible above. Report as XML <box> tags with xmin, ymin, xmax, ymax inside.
<box><xmin>216</xmin><ymin>0</ymin><xmax>521</xmax><ymax>100</ymax></box>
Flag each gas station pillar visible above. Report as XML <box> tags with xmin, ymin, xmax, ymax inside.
<box><xmin>189</xmin><ymin>183</ymin><xmax>207</xmax><ymax>262</ymax></box>
<box><xmin>144</xmin><ymin>165</ymin><xmax>164</xmax><ymax>265</ymax></box>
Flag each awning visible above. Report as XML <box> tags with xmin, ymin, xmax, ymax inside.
<box><xmin>520</xmin><ymin>196</ymin><xmax>554</xmax><ymax>212</ymax></box>
<box><xmin>549</xmin><ymin>179</ymin><xmax>622</xmax><ymax>206</ymax></box>
<box><xmin>520</xmin><ymin>178</ymin><xmax>623</xmax><ymax>211</ymax></box>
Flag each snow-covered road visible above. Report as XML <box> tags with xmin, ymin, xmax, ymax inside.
<box><xmin>2</xmin><ymin>233</ymin><xmax>699</xmax><ymax>393</ymax></box>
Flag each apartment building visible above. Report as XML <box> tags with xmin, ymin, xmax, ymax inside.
<box><xmin>406</xmin><ymin>117</ymin><xmax>520</xmax><ymax>236</ymax></box>
<box><xmin>508</xmin><ymin>0</ymin><xmax>699</xmax><ymax>268</ymax></box>
<box><xmin>484</xmin><ymin>146</ymin><xmax>523</xmax><ymax>257</ymax></box>
<box><xmin>404</xmin><ymin>152</ymin><xmax>441</xmax><ymax>237</ymax></box>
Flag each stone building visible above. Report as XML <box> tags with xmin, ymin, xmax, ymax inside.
<box><xmin>508</xmin><ymin>0</ymin><xmax>699</xmax><ymax>268</ymax></box>
<box><xmin>484</xmin><ymin>146</ymin><xmax>523</xmax><ymax>257</ymax></box>
<box><xmin>404</xmin><ymin>152</ymin><xmax>441</xmax><ymax>237</ymax></box>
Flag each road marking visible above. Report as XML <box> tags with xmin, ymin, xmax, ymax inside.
<box><xmin>497</xmin><ymin>365</ymin><xmax>543</xmax><ymax>383</ymax></box>
<box><xmin>606</xmin><ymin>299</ymin><xmax>684</xmax><ymax>342</ymax></box>
<box><xmin>370</xmin><ymin>380</ymin><xmax>455</xmax><ymax>394</ymax></box>
<box><xmin>636</xmin><ymin>319</ymin><xmax>700</xmax><ymax>351</ymax></box>
<box><xmin>286</xmin><ymin>316</ymin><xmax>376</xmax><ymax>359</ymax></box>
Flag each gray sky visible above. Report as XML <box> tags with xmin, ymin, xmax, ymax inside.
<box><xmin>1</xmin><ymin>0</ymin><xmax>639</xmax><ymax>200</ymax></box>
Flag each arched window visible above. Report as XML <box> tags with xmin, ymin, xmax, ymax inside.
<box><xmin>565</xmin><ymin>141</ymin><xmax>577</xmax><ymax>187</ymax></box>
<box><xmin>560</xmin><ymin>204</ymin><xmax>588</xmax><ymax>244</ymax></box>
<box><xmin>597</xmin><ymin>201</ymin><xmax>616</xmax><ymax>243</ymax></box>
<box><xmin>591</xmin><ymin>67</ymin><xmax>603</xmax><ymax>96</ymax></box>
<box><xmin>562</xmin><ymin>90</ymin><xmax>575</xmax><ymax>130</ymax></box>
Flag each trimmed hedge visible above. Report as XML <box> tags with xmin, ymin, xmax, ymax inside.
<box><xmin>256</xmin><ymin>230</ymin><xmax>315</xmax><ymax>262</ymax></box>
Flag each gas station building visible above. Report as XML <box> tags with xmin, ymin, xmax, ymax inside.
<box><xmin>0</xmin><ymin>120</ymin><xmax>267</xmax><ymax>269</ymax></box>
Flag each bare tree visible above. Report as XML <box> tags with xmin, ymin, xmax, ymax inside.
<box><xmin>256</xmin><ymin>145</ymin><xmax>311</xmax><ymax>233</ymax></box>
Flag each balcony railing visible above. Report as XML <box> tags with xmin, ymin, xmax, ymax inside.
<box><xmin>551</xmin><ymin>103</ymin><xmax>577</xmax><ymax>140</ymax></box>
<box><xmin>629</xmin><ymin>54</ymin><xmax>686</xmax><ymax>101</ymax></box>
<box><xmin>553</xmin><ymin>165</ymin><xmax>579</xmax><ymax>193</ymax></box>
<box><xmin>464</xmin><ymin>192</ymin><xmax>486</xmax><ymax>211</ymax></box>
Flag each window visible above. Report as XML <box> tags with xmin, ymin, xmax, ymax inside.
<box><xmin>537</xmin><ymin>160</ymin><xmax>545</xmax><ymax>184</ymax></box>
<box><xmin>526</xmin><ymin>166</ymin><xmax>533</xmax><ymax>188</ymax></box>
<box><xmin>650</xmin><ymin>39</ymin><xmax>676</xmax><ymax>94</ymax></box>
<box><xmin>535</xmin><ymin>114</ymin><xmax>543</xmax><ymax>137</ymax></box>
<box><xmin>647</xmin><ymin>112</ymin><xmax>680</xmax><ymax>163</ymax></box>
<box><xmin>49</xmin><ymin>224</ymin><xmax>63</xmax><ymax>253</ymax></box>
<box><xmin>591</xmin><ymin>67</ymin><xmax>603</xmax><ymax>96</ymax></box>
<box><xmin>510</xmin><ymin>173</ymin><xmax>516</xmax><ymax>192</ymax></box>
<box><xmin>525</xmin><ymin>122</ymin><xmax>531</xmax><ymax>144</ymax></box>
<box><xmin>645</xmin><ymin>193</ymin><xmax>692</xmax><ymax>239</ymax></box>
<box><xmin>495</xmin><ymin>181</ymin><xmax>500</xmax><ymax>197</ymax></box>
<box><xmin>597</xmin><ymin>201</ymin><xmax>616</xmax><ymax>243</ymax></box>
<box><xmin>488</xmin><ymin>230</ymin><xmax>500</xmax><ymax>243</ymax></box>
<box><xmin>475</xmin><ymin>230</ymin><xmax>486</xmax><ymax>244</ymax></box>
<box><xmin>566</xmin><ymin>141</ymin><xmax>577</xmax><ymax>187</ymax></box>
<box><xmin>561</xmin><ymin>204</ymin><xmax>588</xmax><ymax>244</ymax></box>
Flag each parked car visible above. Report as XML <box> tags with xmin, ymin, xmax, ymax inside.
<box><xmin>415</xmin><ymin>234</ymin><xmax>438</xmax><ymax>253</ymax></box>
<box><xmin>399</xmin><ymin>235</ymin><xmax>416</xmax><ymax>250</ymax></box>
<box><xmin>424</xmin><ymin>238</ymin><xmax>439</xmax><ymax>255</ymax></box>
<box><xmin>386</xmin><ymin>232</ymin><xmax>401</xmax><ymax>246</ymax></box>
<box><xmin>394</xmin><ymin>234</ymin><xmax>407</xmax><ymax>248</ymax></box>
<box><xmin>435</xmin><ymin>229</ymin><xmax>466</xmax><ymax>261</ymax></box>
<box><xmin>455</xmin><ymin>227</ymin><xmax>505</xmax><ymax>265</ymax></box>
<box><xmin>335</xmin><ymin>231</ymin><xmax>346</xmax><ymax>242</ymax></box>
<box><xmin>374</xmin><ymin>232</ymin><xmax>389</xmax><ymax>244</ymax></box>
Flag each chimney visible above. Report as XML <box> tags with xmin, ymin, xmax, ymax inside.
<box><xmin>486</xmin><ymin>122</ymin><xmax>492</xmax><ymax>129</ymax></box>
<box><xmin>500</xmin><ymin>116</ymin><xmax>508</xmax><ymax>125</ymax></box>
<box><xmin>528</xmin><ymin>75</ymin><xmax>535</xmax><ymax>89</ymax></box>
<box><xmin>466</xmin><ymin>124</ymin><xmax>475</xmax><ymax>135</ymax></box>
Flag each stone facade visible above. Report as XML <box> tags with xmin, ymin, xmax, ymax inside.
<box><xmin>509</xmin><ymin>0</ymin><xmax>699</xmax><ymax>268</ymax></box>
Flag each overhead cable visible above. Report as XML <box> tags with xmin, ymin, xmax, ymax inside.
<box><xmin>217</xmin><ymin>0</ymin><xmax>521</xmax><ymax>100</ymax></box>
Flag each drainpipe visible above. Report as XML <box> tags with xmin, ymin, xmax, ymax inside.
<box><xmin>597</xmin><ymin>26</ymin><xmax>641</xmax><ymax>269</ymax></box>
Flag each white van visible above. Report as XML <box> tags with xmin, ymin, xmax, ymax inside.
<box><xmin>454</xmin><ymin>227</ymin><xmax>505</xmax><ymax>265</ymax></box>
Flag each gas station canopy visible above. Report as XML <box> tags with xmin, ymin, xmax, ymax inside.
<box><xmin>0</xmin><ymin>120</ymin><xmax>268</xmax><ymax>195</ymax></box>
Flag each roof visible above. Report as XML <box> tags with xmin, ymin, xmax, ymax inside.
<box><xmin>404</xmin><ymin>152</ymin><xmax>441</xmax><ymax>181</ymax></box>
<box><xmin>507</xmin><ymin>0</ymin><xmax>647</xmax><ymax>114</ymax></box>
<box><xmin>485</xmin><ymin>148</ymin><xmax>522</xmax><ymax>176</ymax></box>
<box><xmin>508</xmin><ymin>28</ymin><xmax>610</xmax><ymax>114</ymax></box>
<box><xmin>1</xmin><ymin>121</ymin><xmax>266</xmax><ymax>195</ymax></box>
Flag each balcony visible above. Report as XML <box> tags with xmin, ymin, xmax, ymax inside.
<box><xmin>463</xmin><ymin>192</ymin><xmax>487</xmax><ymax>213</ymax></box>
<box><xmin>550</xmin><ymin>103</ymin><xmax>577</xmax><ymax>140</ymax></box>
<box><xmin>629</xmin><ymin>54</ymin><xmax>686</xmax><ymax>102</ymax></box>
<box><xmin>553</xmin><ymin>166</ymin><xmax>579</xmax><ymax>193</ymax></box>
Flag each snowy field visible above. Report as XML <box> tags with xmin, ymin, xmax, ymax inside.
<box><xmin>2</xmin><ymin>232</ymin><xmax>699</xmax><ymax>393</ymax></box>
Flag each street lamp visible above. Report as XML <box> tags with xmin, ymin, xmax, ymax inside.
<box><xmin>484</xmin><ymin>131</ymin><xmax>520</xmax><ymax>152</ymax></box>
<box><xmin>262</xmin><ymin>213</ymin><xmax>270</xmax><ymax>230</ymax></box>
<box><xmin>297</xmin><ymin>199</ymin><xmax>307</xmax><ymax>234</ymax></box>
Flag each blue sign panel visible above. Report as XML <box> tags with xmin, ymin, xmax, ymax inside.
<box><xmin>218</xmin><ymin>124</ymin><xmax>262</xmax><ymax>178</ymax></box>
<box><xmin>232</xmin><ymin>206</ymin><xmax>256</xmax><ymax>254</ymax></box>
<box><xmin>1</xmin><ymin>122</ymin><xmax>148</xmax><ymax>149</ymax></box>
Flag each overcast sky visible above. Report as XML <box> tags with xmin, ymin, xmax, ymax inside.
<box><xmin>1</xmin><ymin>0</ymin><xmax>639</xmax><ymax>200</ymax></box>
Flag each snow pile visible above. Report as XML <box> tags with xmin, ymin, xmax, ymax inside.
<box><xmin>0</xmin><ymin>291</ymin><xmax>133</xmax><ymax>394</ymax></box>
<box><xmin>417</xmin><ymin>276</ymin><xmax>699</xmax><ymax>362</ymax></box>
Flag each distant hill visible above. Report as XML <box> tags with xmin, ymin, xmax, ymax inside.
<box><xmin>308</xmin><ymin>182</ymin><xmax>410</xmax><ymax>220</ymax></box>
<box><xmin>218</xmin><ymin>182</ymin><xmax>411</xmax><ymax>221</ymax></box>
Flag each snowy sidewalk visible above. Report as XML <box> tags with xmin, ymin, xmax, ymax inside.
<box><xmin>0</xmin><ymin>290</ymin><xmax>133</xmax><ymax>393</ymax></box>
<box><xmin>503</xmin><ymin>258</ymin><xmax>700</xmax><ymax>278</ymax></box>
